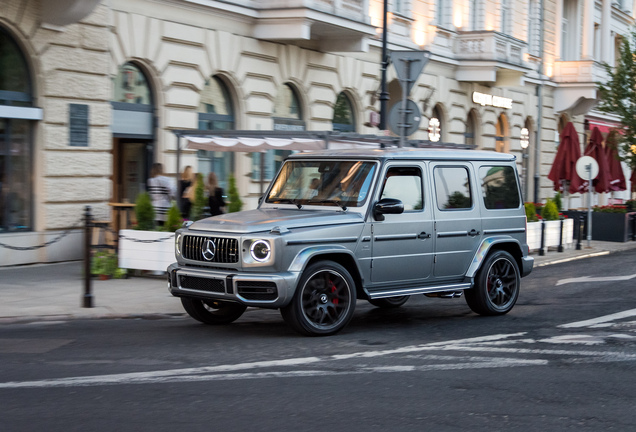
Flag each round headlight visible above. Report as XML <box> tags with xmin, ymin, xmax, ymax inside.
<box><xmin>250</xmin><ymin>240</ymin><xmax>271</xmax><ymax>262</ymax></box>
<box><xmin>175</xmin><ymin>234</ymin><xmax>182</xmax><ymax>255</ymax></box>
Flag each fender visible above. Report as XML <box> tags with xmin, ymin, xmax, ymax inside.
<box><xmin>288</xmin><ymin>244</ymin><xmax>361</xmax><ymax>275</ymax></box>
<box><xmin>465</xmin><ymin>236</ymin><xmax>523</xmax><ymax>279</ymax></box>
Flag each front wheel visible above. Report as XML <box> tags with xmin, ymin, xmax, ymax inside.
<box><xmin>368</xmin><ymin>296</ymin><xmax>410</xmax><ymax>308</ymax></box>
<box><xmin>181</xmin><ymin>298</ymin><xmax>247</xmax><ymax>325</ymax></box>
<box><xmin>465</xmin><ymin>250</ymin><xmax>520</xmax><ymax>315</ymax></box>
<box><xmin>281</xmin><ymin>261</ymin><xmax>356</xmax><ymax>336</ymax></box>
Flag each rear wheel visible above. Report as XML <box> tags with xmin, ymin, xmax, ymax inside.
<box><xmin>281</xmin><ymin>261</ymin><xmax>356</xmax><ymax>336</ymax></box>
<box><xmin>465</xmin><ymin>250</ymin><xmax>520</xmax><ymax>315</ymax></box>
<box><xmin>368</xmin><ymin>296</ymin><xmax>410</xmax><ymax>308</ymax></box>
<box><xmin>181</xmin><ymin>298</ymin><xmax>247</xmax><ymax>324</ymax></box>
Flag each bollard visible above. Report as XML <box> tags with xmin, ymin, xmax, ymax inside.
<box><xmin>576</xmin><ymin>214</ymin><xmax>583</xmax><ymax>250</ymax></box>
<box><xmin>83</xmin><ymin>205</ymin><xmax>94</xmax><ymax>308</ymax></box>
<box><xmin>558</xmin><ymin>218</ymin><xmax>564</xmax><ymax>252</ymax></box>
<box><xmin>539</xmin><ymin>219</ymin><xmax>546</xmax><ymax>256</ymax></box>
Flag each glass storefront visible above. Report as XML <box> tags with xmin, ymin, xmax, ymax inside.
<box><xmin>1</xmin><ymin>28</ymin><xmax>34</xmax><ymax>232</ymax></box>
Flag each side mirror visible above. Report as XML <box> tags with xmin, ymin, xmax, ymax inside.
<box><xmin>373</xmin><ymin>198</ymin><xmax>404</xmax><ymax>221</ymax></box>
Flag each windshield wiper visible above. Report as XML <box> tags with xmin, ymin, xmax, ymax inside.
<box><xmin>306</xmin><ymin>199</ymin><xmax>347</xmax><ymax>211</ymax></box>
<box><xmin>272</xmin><ymin>198</ymin><xmax>302</xmax><ymax>209</ymax></box>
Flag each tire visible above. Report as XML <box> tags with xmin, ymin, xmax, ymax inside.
<box><xmin>181</xmin><ymin>297</ymin><xmax>247</xmax><ymax>325</ymax></box>
<box><xmin>465</xmin><ymin>250</ymin><xmax>520</xmax><ymax>316</ymax></box>
<box><xmin>281</xmin><ymin>261</ymin><xmax>356</xmax><ymax>336</ymax></box>
<box><xmin>368</xmin><ymin>296</ymin><xmax>410</xmax><ymax>308</ymax></box>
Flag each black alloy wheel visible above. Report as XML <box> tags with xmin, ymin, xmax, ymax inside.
<box><xmin>465</xmin><ymin>250</ymin><xmax>520</xmax><ymax>315</ymax></box>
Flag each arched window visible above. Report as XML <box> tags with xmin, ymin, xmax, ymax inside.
<box><xmin>332</xmin><ymin>92</ymin><xmax>356</xmax><ymax>132</ymax></box>
<box><xmin>495</xmin><ymin>113</ymin><xmax>509</xmax><ymax>153</ymax></box>
<box><xmin>1</xmin><ymin>28</ymin><xmax>34</xmax><ymax>232</ymax></box>
<box><xmin>197</xmin><ymin>76</ymin><xmax>235</xmax><ymax>189</ymax></box>
<box><xmin>113</xmin><ymin>63</ymin><xmax>152</xmax><ymax>105</ymax></box>
<box><xmin>254</xmin><ymin>83</ymin><xmax>305</xmax><ymax>182</ymax></box>
<box><xmin>465</xmin><ymin>109</ymin><xmax>478</xmax><ymax>147</ymax></box>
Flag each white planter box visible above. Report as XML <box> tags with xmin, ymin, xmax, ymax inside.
<box><xmin>118</xmin><ymin>229</ymin><xmax>176</xmax><ymax>272</ymax></box>
<box><xmin>527</xmin><ymin>219</ymin><xmax>574</xmax><ymax>252</ymax></box>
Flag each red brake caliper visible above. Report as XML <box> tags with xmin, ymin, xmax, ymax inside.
<box><xmin>330</xmin><ymin>281</ymin><xmax>338</xmax><ymax>304</ymax></box>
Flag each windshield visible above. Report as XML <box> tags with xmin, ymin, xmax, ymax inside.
<box><xmin>266</xmin><ymin>160</ymin><xmax>377</xmax><ymax>208</ymax></box>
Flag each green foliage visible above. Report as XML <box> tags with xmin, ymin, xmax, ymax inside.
<box><xmin>227</xmin><ymin>173</ymin><xmax>243</xmax><ymax>213</ymax></box>
<box><xmin>164</xmin><ymin>203</ymin><xmax>183</xmax><ymax>232</ymax></box>
<box><xmin>91</xmin><ymin>250</ymin><xmax>119</xmax><ymax>277</ymax></box>
<box><xmin>190</xmin><ymin>173</ymin><xmax>207</xmax><ymax>221</ymax></box>
<box><xmin>553</xmin><ymin>192</ymin><xmax>562</xmax><ymax>212</ymax></box>
<box><xmin>593</xmin><ymin>205</ymin><xmax>628</xmax><ymax>213</ymax></box>
<box><xmin>444</xmin><ymin>191</ymin><xmax>471</xmax><ymax>209</ymax></box>
<box><xmin>541</xmin><ymin>200</ymin><xmax>560</xmax><ymax>221</ymax></box>
<box><xmin>596</xmin><ymin>30</ymin><xmax>636</xmax><ymax>169</ymax></box>
<box><xmin>135</xmin><ymin>192</ymin><xmax>155</xmax><ymax>230</ymax></box>
<box><xmin>525</xmin><ymin>202</ymin><xmax>539</xmax><ymax>222</ymax></box>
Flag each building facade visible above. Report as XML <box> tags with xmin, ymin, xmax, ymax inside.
<box><xmin>1</xmin><ymin>0</ymin><xmax>634</xmax><ymax>266</ymax></box>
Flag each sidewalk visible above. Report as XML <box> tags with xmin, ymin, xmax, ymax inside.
<box><xmin>1</xmin><ymin>239</ymin><xmax>636</xmax><ymax>324</ymax></box>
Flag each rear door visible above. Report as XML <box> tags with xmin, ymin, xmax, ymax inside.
<box><xmin>430</xmin><ymin>162</ymin><xmax>483</xmax><ymax>281</ymax></box>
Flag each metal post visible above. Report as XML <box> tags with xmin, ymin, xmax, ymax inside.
<box><xmin>378</xmin><ymin>0</ymin><xmax>389</xmax><ymax>131</ymax></box>
<box><xmin>83</xmin><ymin>205</ymin><xmax>94</xmax><ymax>308</ymax></box>
<box><xmin>586</xmin><ymin>165</ymin><xmax>593</xmax><ymax>247</ymax></box>
<box><xmin>558</xmin><ymin>218</ymin><xmax>564</xmax><ymax>252</ymax></box>
<box><xmin>539</xmin><ymin>219</ymin><xmax>546</xmax><ymax>256</ymax></box>
<box><xmin>398</xmin><ymin>60</ymin><xmax>410</xmax><ymax>148</ymax></box>
<box><xmin>176</xmin><ymin>134</ymin><xmax>181</xmax><ymax>211</ymax></box>
<box><xmin>576</xmin><ymin>214</ymin><xmax>583</xmax><ymax>250</ymax></box>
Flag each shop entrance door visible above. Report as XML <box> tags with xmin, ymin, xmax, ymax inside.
<box><xmin>120</xmin><ymin>142</ymin><xmax>149</xmax><ymax>204</ymax></box>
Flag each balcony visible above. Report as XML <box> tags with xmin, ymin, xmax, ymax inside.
<box><xmin>454</xmin><ymin>31</ymin><xmax>530</xmax><ymax>85</ymax></box>
<box><xmin>251</xmin><ymin>0</ymin><xmax>376</xmax><ymax>52</ymax></box>
<box><xmin>552</xmin><ymin>60</ymin><xmax>608</xmax><ymax>115</ymax></box>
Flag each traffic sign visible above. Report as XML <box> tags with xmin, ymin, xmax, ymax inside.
<box><xmin>576</xmin><ymin>156</ymin><xmax>599</xmax><ymax>180</ymax></box>
<box><xmin>390</xmin><ymin>50</ymin><xmax>431</xmax><ymax>95</ymax></box>
<box><xmin>388</xmin><ymin>99</ymin><xmax>421</xmax><ymax>137</ymax></box>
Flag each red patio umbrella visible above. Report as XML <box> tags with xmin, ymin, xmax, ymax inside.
<box><xmin>631</xmin><ymin>169</ymin><xmax>636</xmax><ymax>193</ymax></box>
<box><xmin>604</xmin><ymin>130</ymin><xmax>627</xmax><ymax>192</ymax></box>
<box><xmin>548</xmin><ymin>122</ymin><xmax>585</xmax><ymax>194</ymax></box>
<box><xmin>583</xmin><ymin>127</ymin><xmax>611</xmax><ymax>193</ymax></box>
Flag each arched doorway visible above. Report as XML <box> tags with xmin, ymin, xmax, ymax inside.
<box><xmin>495</xmin><ymin>113</ymin><xmax>509</xmax><ymax>153</ymax></box>
<box><xmin>111</xmin><ymin>62</ymin><xmax>155</xmax><ymax>204</ymax></box>
<box><xmin>428</xmin><ymin>104</ymin><xmax>445</xmax><ymax>142</ymax></box>
<box><xmin>0</xmin><ymin>28</ymin><xmax>38</xmax><ymax>232</ymax></box>
<box><xmin>465</xmin><ymin>109</ymin><xmax>480</xmax><ymax>147</ymax></box>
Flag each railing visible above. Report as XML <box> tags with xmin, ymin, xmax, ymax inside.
<box><xmin>552</xmin><ymin>60</ymin><xmax>609</xmax><ymax>84</ymax></box>
<box><xmin>455</xmin><ymin>31</ymin><xmax>527</xmax><ymax>66</ymax></box>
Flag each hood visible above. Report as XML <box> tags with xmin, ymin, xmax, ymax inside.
<box><xmin>188</xmin><ymin>208</ymin><xmax>365</xmax><ymax>234</ymax></box>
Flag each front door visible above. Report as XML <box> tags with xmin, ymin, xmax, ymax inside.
<box><xmin>370</xmin><ymin>163</ymin><xmax>434</xmax><ymax>287</ymax></box>
<box><xmin>115</xmin><ymin>140</ymin><xmax>150</xmax><ymax>204</ymax></box>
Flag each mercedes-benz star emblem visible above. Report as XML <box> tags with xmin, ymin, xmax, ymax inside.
<box><xmin>202</xmin><ymin>239</ymin><xmax>216</xmax><ymax>261</ymax></box>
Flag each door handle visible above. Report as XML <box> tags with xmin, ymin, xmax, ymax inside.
<box><xmin>418</xmin><ymin>232</ymin><xmax>431</xmax><ymax>239</ymax></box>
<box><xmin>468</xmin><ymin>229</ymin><xmax>480</xmax><ymax>237</ymax></box>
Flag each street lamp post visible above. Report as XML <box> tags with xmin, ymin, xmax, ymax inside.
<box><xmin>378</xmin><ymin>0</ymin><xmax>389</xmax><ymax>131</ymax></box>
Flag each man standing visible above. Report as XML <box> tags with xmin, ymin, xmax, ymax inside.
<box><xmin>147</xmin><ymin>163</ymin><xmax>176</xmax><ymax>226</ymax></box>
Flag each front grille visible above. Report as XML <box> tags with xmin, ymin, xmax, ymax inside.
<box><xmin>237</xmin><ymin>281</ymin><xmax>278</xmax><ymax>301</ymax></box>
<box><xmin>182</xmin><ymin>235</ymin><xmax>239</xmax><ymax>263</ymax></box>
<box><xmin>179</xmin><ymin>275</ymin><xmax>225</xmax><ymax>293</ymax></box>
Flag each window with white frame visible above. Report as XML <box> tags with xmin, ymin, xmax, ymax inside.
<box><xmin>561</xmin><ymin>0</ymin><xmax>578</xmax><ymax>60</ymax></box>
<box><xmin>501</xmin><ymin>0</ymin><xmax>511</xmax><ymax>35</ymax></box>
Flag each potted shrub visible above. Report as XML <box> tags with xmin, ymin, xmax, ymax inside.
<box><xmin>591</xmin><ymin>204</ymin><xmax>636</xmax><ymax>242</ymax></box>
<box><xmin>227</xmin><ymin>173</ymin><xmax>243</xmax><ymax>213</ymax></box>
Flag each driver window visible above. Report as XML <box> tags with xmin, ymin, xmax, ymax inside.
<box><xmin>380</xmin><ymin>167</ymin><xmax>423</xmax><ymax>211</ymax></box>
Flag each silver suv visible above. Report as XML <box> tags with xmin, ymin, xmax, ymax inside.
<box><xmin>168</xmin><ymin>148</ymin><xmax>533</xmax><ymax>336</ymax></box>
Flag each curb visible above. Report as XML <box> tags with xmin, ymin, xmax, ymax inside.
<box><xmin>535</xmin><ymin>250</ymin><xmax>611</xmax><ymax>267</ymax></box>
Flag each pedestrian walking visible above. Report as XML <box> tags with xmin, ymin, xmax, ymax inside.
<box><xmin>147</xmin><ymin>162</ymin><xmax>176</xmax><ymax>226</ymax></box>
<box><xmin>179</xmin><ymin>165</ymin><xmax>194</xmax><ymax>219</ymax></box>
<box><xmin>207</xmin><ymin>172</ymin><xmax>226</xmax><ymax>216</ymax></box>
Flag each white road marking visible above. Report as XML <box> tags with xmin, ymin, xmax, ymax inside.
<box><xmin>559</xmin><ymin>308</ymin><xmax>636</xmax><ymax>328</ymax></box>
<box><xmin>556</xmin><ymin>273</ymin><xmax>636</xmax><ymax>286</ymax></box>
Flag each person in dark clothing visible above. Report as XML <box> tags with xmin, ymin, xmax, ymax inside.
<box><xmin>207</xmin><ymin>172</ymin><xmax>226</xmax><ymax>216</ymax></box>
<box><xmin>179</xmin><ymin>165</ymin><xmax>194</xmax><ymax>218</ymax></box>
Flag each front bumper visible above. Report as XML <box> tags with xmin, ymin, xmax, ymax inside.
<box><xmin>167</xmin><ymin>263</ymin><xmax>300</xmax><ymax>308</ymax></box>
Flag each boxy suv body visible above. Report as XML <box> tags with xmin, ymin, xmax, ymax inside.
<box><xmin>168</xmin><ymin>148</ymin><xmax>533</xmax><ymax>335</ymax></box>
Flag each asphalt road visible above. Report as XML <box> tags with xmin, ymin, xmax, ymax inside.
<box><xmin>1</xmin><ymin>250</ymin><xmax>636</xmax><ymax>431</ymax></box>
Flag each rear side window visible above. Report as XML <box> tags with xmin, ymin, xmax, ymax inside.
<box><xmin>479</xmin><ymin>165</ymin><xmax>521</xmax><ymax>209</ymax></box>
<box><xmin>434</xmin><ymin>166</ymin><xmax>472</xmax><ymax>210</ymax></box>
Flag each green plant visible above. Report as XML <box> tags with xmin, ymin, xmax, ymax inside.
<box><xmin>541</xmin><ymin>200</ymin><xmax>560</xmax><ymax>221</ymax></box>
<box><xmin>164</xmin><ymin>203</ymin><xmax>183</xmax><ymax>232</ymax></box>
<box><xmin>553</xmin><ymin>192</ymin><xmax>562</xmax><ymax>212</ymax></box>
<box><xmin>227</xmin><ymin>173</ymin><xmax>243</xmax><ymax>213</ymax></box>
<box><xmin>135</xmin><ymin>192</ymin><xmax>155</xmax><ymax>230</ymax></box>
<box><xmin>190</xmin><ymin>173</ymin><xmax>206</xmax><ymax>221</ymax></box>
<box><xmin>91</xmin><ymin>250</ymin><xmax>119</xmax><ymax>277</ymax></box>
<box><xmin>525</xmin><ymin>202</ymin><xmax>538</xmax><ymax>222</ymax></box>
<box><xmin>593</xmin><ymin>205</ymin><xmax>628</xmax><ymax>213</ymax></box>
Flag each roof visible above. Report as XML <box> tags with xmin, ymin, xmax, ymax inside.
<box><xmin>287</xmin><ymin>147</ymin><xmax>517</xmax><ymax>162</ymax></box>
